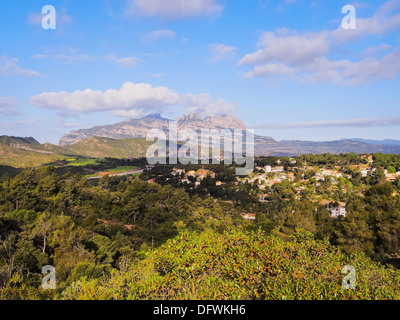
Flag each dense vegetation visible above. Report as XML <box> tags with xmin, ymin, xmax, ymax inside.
<box><xmin>62</xmin><ymin>229</ymin><xmax>400</xmax><ymax>300</ymax></box>
<box><xmin>1</xmin><ymin>153</ymin><xmax>400</xmax><ymax>299</ymax></box>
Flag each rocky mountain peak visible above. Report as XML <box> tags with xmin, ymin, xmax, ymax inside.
<box><xmin>58</xmin><ymin>113</ymin><xmax>248</xmax><ymax>146</ymax></box>
<box><xmin>140</xmin><ymin>113</ymin><xmax>171</xmax><ymax>121</ymax></box>
<box><xmin>177</xmin><ymin>113</ymin><xmax>202</xmax><ymax>122</ymax></box>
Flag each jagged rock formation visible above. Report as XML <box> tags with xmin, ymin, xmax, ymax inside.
<box><xmin>177</xmin><ymin>113</ymin><xmax>247</xmax><ymax>131</ymax></box>
<box><xmin>58</xmin><ymin>113</ymin><xmax>247</xmax><ymax>146</ymax></box>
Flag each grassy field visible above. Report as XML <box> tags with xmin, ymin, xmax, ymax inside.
<box><xmin>106</xmin><ymin>166</ymin><xmax>139</xmax><ymax>172</ymax></box>
<box><xmin>67</xmin><ymin>158</ymin><xmax>100</xmax><ymax>166</ymax></box>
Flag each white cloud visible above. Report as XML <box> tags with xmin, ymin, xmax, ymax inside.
<box><xmin>238</xmin><ymin>29</ymin><xmax>329</xmax><ymax>67</ymax></box>
<box><xmin>303</xmin><ymin>49</ymin><xmax>400</xmax><ymax>85</ymax></box>
<box><xmin>30</xmin><ymin>82</ymin><xmax>237</xmax><ymax>117</ymax></box>
<box><xmin>105</xmin><ymin>55</ymin><xmax>141</xmax><ymax>68</ymax></box>
<box><xmin>330</xmin><ymin>2</ymin><xmax>400</xmax><ymax>45</ymax></box>
<box><xmin>0</xmin><ymin>118</ymin><xmax>40</xmax><ymax>130</ymax></box>
<box><xmin>144</xmin><ymin>29</ymin><xmax>177</xmax><ymax>42</ymax></box>
<box><xmin>255</xmin><ymin>116</ymin><xmax>400</xmax><ymax>129</ymax></box>
<box><xmin>115</xmin><ymin>57</ymin><xmax>140</xmax><ymax>68</ymax></box>
<box><xmin>27</xmin><ymin>9</ymin><xmax>72</xmax><ymax>30</ymax></box>
<box><xmin>244</xmin><ymin>63</ymin><xmax>296</xmax><ymax>78</ymax></box>
<box><xmin>257</xmin><ymin>1</ymin><xmax>268</xmax><ymax>10</ymax></box>
<box><xmin>145</xmin><ymin>73</ymin><xmax>166</xmax><ymax>78</ymax></box>
<box><xmin>180</xmin><ymin>93</ymin><xmax>238</xmax><ymax>115</ymax></box>
<box><xmin>348</xmin><ymin>2</ymin><xmax>370</xmax><ymax>9</ymax></box>
<box><xmin>30</xmin><ymin>82</ymin><xmax>179</xmax><ymax>115</ymax></box>
<box><xmin>32</xmin><ymin>48</ymin><xmax>92</xmax><ymax>65</ymax></box>
<box><xmin>0</xmin><ymin>97</ymin><xmax>20</xmax><ymax>116</ymax></box>
<box><xmin>238</xmin><ymin>0</ymin><xmax>400</xmax><ymax>86</ymax></box>
<box><xmin>360</xmin><ymin>43</ymin><xmax>391</xmax><ymax>57</ymax></box>
<box><xmin>33</xmin><ymin>50</ymin><xmax>138</xmax><ymax>68</ymax></box>
<box><xmin>209</xmin><ymin>43</ymin><xmax>237</xmax><ymax>61</ymax></box>
<box><xmin>126</xmin><ymin>0</ymin><xmax>223</xmax><ymax>20</ymax></box>
<box><xmin>59</xmin><ymin>121</ymin><xmax>84</xmax><ymax>129</ymax></box>
<box><xmin>28</xmin><ymin>13</ymin><xmax>45</xmax><ymax>25</ymax></box>
<box><xmin>0</xmin><ymin>55</ymin><xmax>41</xmax><ymax>78</ymax></box>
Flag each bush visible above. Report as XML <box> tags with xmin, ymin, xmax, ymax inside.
<box><xmin>62</xmin><ymin>229</ymin><xmax>400</xmax><ymax>300</ymax></box>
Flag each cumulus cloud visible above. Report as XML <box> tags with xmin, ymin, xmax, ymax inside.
<box><xmin>180</xmin><ymin>93</ymin><xmax>238</xmax><ymax>115</ymax></box>
<box><xmin>125</xmin><ymin>0</ymin><xmax>223</xmax><ymax>20</ymax></box>
<box><xmin>209</xmin><ymin>43</ymin><xmax>237</xmax><ymax>61</ymax></box>
<box><xmin>330</xmin><ymin>1</ymin><xmax>400</xmax><ymax>45</ymax></box>
<box><xmin>30</xmin><ymin>82</ymin><xmax>179</xmax><ymax>115</ymax></box>
<box><xmin>30</xmin><ymin>82</ymin><xmax>237</xmax><ymax>117</ymax></box>
<box><xmin>0</xmin><ymin>55</ymin><xmax>41</xmax><ymax>78</ymax></box>
<box><xmin>304</xmin><ymin>49</ymin><xmax>400</xmax><ymax>85</ymax></box>
<box><xmin>238</xmin><ymin>0</ymin><xmax>400</xmax><ymax>85</ymax></box>
<box><xmin>239</xmin><ymin>29</ymin><xmax>329</xmax><ymax>67</ymax></box>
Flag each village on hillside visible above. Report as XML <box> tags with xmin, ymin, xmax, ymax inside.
<box><xmin>139</xmin><ymin>154</ymin><xmax>400</xmax><ymax>222</ymax></box>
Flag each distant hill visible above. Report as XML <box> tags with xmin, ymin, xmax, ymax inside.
<box><xmin>348</xmin><ymin>138</ymin><xmax>400</xmax><ymax>146</ymax></box>
<box><xmin>255</xmin><ymin>136</ymin><xmax>400</xmax><ymax>156</ymax></box>
<box><xmin>0</xmin><ymin>136</ymin><xmax>41</xmax><ymax>147</ymax></box>
<box><xmin>0</xmin><ymin>135</ymin><xmax>152</xmax><ymax>168</ymax></box>
<box><xmin>3</xmin><ymin>113</ymin><xmax>400</xmax><ymax>168</ymax></box>
<box><xmin>64</xmin><ymin>136</ymin><xmax>153</xmax><ymax>159</ymax></box>
<box><xmin>0</xmin><ymin>136</ymin><xmax>69</xmax><ymax>168</ymax></box>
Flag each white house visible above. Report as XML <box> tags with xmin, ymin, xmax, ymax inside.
<box><xmin>329</xmin><ymin>207</ymin><xmax>347</xmax><ymax>218</ymax></box>
<box><xmin>242</xmin><ymin>213</ymin><xmax>256</xmax><ymax>221</ymax></box>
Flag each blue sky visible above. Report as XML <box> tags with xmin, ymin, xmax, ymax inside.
<box><xmin>0</xmin><ymin>0</ymin><xmax>399</xmax><ymax>144</ymax></box>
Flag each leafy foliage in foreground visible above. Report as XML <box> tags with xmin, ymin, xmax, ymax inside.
<box><xmin>62</xmin><ymin>229</ymin><xmax>400</xmax><ymax>300</ymax></box>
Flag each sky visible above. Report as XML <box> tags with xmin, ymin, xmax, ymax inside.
<box><xmin>0</xmin><ymin>0</ymin><xmax>400</xmax><ymax>144</ymax></box>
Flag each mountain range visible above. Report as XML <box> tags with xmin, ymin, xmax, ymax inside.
<box><xmin>59</xmin><ymin>113</ymin><xmax>247</xmax><ymax>146</ymax></box>
<box><xmin>1</xmin><ymin>113</ymin><xmax>400</xmax><ymax>168</ymax></box>
<box><xmin>59</xmin><ymin>112</ymin><xmax>400</xmax><ymax>156</ymax></box>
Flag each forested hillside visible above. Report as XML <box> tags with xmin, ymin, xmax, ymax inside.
<box><xmin>1</xmin><ymin>158</ymin><xmax>400</xmax><ymax>299</ymax></box>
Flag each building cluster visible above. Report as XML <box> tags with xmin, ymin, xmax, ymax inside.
<box><xmin>249</xmin><ymin>165</ymin><xmax>296</xmax><ymax>188</ymax></box>
<box><xmin>249</xmin><ymin>155</ymin><xmax>400</xmax><ymax>189</ymax></box>
<box><xmin>144</xmin><ymin>155</ymin><xmax>400</xmax><ymax>220</ymax></box>
<box><xmin>171</xmin><ymin>168</ymin><xmax>224</xmax><ymax>187</ymax></box>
